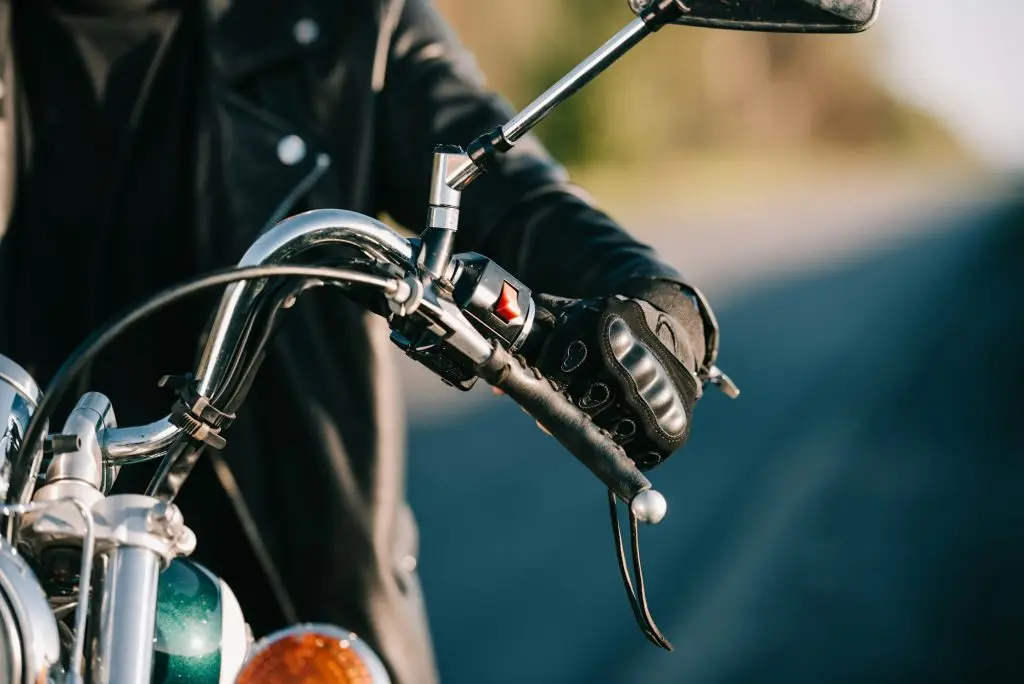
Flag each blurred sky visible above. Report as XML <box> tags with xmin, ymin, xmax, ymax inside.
<box><xmin>879</xmin><ymin>0</ymin><xmax>1023</xmax><ymax>168</ymax></box>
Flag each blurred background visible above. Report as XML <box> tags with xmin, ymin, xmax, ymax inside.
<box><xmin>402</xmin><ymin>1</ymin><xmax>1023</xmax><ymax>682</ymax></box>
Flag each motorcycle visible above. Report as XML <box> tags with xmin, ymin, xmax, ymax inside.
<box><xmin>0</xmin><ymin>1</ymin><xmax>878</xmax><ymax>682</ymax></box>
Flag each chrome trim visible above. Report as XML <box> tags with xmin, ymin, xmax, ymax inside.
<box><xmin>101</xmin><ymin>419</ymin><xmax>180</xmax><ymax>465</ymax></box>
<box><xmin>4</xmin><ymin>498</ymin><xmax>98</xmax><ymax>684</ymax></box>
<box><xmin>0</xmin><ymin>357</ymin><xmax>40</xmax><ymax>408</ymax></box>
<box><xmin>630</xmin><ymin>489</ymin><xmax>667</xmax><ymax>525</ymax></box>
<box><xmin>83</xmin><ymin>211</ymin><xmax>410</xmax><ymax>478</ymax></box>
<box><xmin>422</xmin><ymin>147</ymin><xmax>467</xmax><ymax>277</ymax></box>
<box><xmin>195</xmin><ymin>209</ymin><xmax>415</xmax><ymax>402</ymax></box>
<box><xmin>507</xmin><ymin>296</ymin><xmax>536</xmax><ymax>354</ymax></box>
<box><xmin>0</xmin><ymin>537</ymin><xmax>60</xmax><ymax>684</ymax></box>
<box><xmin>91</xmin><ymin>546</ymin><xmax>162</xmax><ymax>684</ymax></box>
<box><xmin>501</xmin><ymin>18</ymin><xmax>650</xmax><ymax>145</ymax></box>
<box><xmin>46</xmin><ymin>393</ymin><xmax>115</xmax><ymax>490</ymax></box>
<box><xmin>0</xmin><ymin>581</ymin><xmax>20</xmax><ymax>684</ymax></box>
<box><xmin>429</xmin><ymin>149</ymin><xmax>465</xmax><ymax>209</ymax></box>
<box><xmin>449</xmin><ymin>18</ymin><xmax>652</xmax><ymax>191</ymax></box>
<box><xmin>426</xmin><ymin>205</ymin><xmax>459</xmax><ymax>231</ymax></box>
<box><xmin>1</xmin><ymin>356</ymin><xmax>45</xmax><ymax>525</ymax></box>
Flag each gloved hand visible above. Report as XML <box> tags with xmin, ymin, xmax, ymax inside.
<box><xmin>521</xmin><ymin>280</ymin><xmax>710</xmax><ymax>471</ymax></box>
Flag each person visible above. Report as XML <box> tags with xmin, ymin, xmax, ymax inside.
<box><xmin>0</xmin><ymin>1</ymin><xmax>722</xmax><ymax>681</ymax></box>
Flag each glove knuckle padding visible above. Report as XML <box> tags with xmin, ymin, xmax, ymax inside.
<box><xmin>533</xmin><ymin>296</ymin><xmax>699</xmax><ymax>470</ymax></box>
<box><xmin>598</xmin><ymin>299</ymin><xmax>697</xmax><ymax>452</ymax></box>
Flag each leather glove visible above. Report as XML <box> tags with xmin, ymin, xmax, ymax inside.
<box><xmin>523</xmin><ymin>280</ymin><xmax>708</xmax><ymax>471</ymax></box>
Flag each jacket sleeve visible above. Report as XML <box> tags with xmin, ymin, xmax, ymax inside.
<box><xmin>373</xmin><ymin>0</ymin><xmax>684</xmax><ymax>298</ymax></box>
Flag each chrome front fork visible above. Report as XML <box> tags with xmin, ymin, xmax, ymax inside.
<box><xmin>19</xmin><ymin>392</ymin><xmax>196</xmax><ymax>683</ymax></box>
<box><xmin>89</xmin><ymin>546</ymin><xmax>163</xmax><ymax>683</ymax></box>
<box><xmin>25</xmin><ymin>495</ymin><xmax>195</xmax><ymax>684</ymax></box>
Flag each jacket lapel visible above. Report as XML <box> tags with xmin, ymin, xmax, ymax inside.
<box><xmin>210</xmin><ymin>87</ymin><xmax>332</xmax><ymax>256</ymax></box>
<box><xmin>202</xmin><ymin>0</ymin><xmax>347</xmax><ymax>256</ymax></box>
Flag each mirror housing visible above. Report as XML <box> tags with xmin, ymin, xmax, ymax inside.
<box><xmin>628</xmin><ymin>0</ymin><xmax>880</xmax><ymax>33</ymax></box>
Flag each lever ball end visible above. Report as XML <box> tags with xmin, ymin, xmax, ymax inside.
<box><xmin>630</xmin><ymin>489</ymin><xmax>667</xmax><ymax>524</ymax></box>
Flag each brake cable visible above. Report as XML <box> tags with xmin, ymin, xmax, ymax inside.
<box><xmin>608</xmin><ymin>489</ymin><xmax>673</xmax><ymax>651</ymax></box>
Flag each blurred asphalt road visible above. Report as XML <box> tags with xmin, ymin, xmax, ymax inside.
<box><xmin>403</xmin><ymin>170</ymin><xmax>1023</xmax><ymax>683</ymax></box>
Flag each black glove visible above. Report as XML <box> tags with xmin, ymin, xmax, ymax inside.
<box><xmin>524</xmin><ymin>280</ymin><xmax>708</xmax><ymax>471</ymax></box>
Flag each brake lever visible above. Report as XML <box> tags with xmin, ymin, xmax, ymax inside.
<box><xmin>390</xmin><ymin>272</ymin><xmax>675</xmax><ymax>647</ymax></box>
<box><xmin>609</xmin><ymin>490</ymin><xmax>673</xmax><ymax>650</ymax></box>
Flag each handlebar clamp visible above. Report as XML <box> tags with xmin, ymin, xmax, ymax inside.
<box><xmin>158</xmin><ymin>374</ymin><xmax>235</xmax><ymax>450</ymax></box>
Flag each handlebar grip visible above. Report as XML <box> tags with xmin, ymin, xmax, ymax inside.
<box><xmin>476</xmin><ymin>345</ymin><xmax>666</xmax><ymax>522</ymax></box>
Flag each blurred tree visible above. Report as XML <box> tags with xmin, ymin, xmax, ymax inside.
<box><xmin>434</xmin><ymin>0</ymin><xmax>965</xmax><ymax>167</ymax></box>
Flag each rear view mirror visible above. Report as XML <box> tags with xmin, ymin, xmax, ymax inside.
<box><xmin>628</xmin><ymin>0</ymin><xmax>880</xmax><ymax>33</ymax></box>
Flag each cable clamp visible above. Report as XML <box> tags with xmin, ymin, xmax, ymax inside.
<box><xmin>158</xmin><ymin>374</ymin><xmax>235</xmax><ymax>450</ymax></box>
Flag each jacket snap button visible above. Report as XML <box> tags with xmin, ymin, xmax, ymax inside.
<box><xmin>293</xmin><ymin>18</ymin><xmax>320</xmax><ymax>45</ymax></box>
<box><xmin>277</xmin><ymin>135</ymin><xmax>307</xmax><ymax>166</ymax></box>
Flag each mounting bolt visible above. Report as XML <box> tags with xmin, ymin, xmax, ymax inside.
<box><xmin>147</xmin><ymin>501</ymin><xmax>185</xmax><ymax>539</ymax></box>
<box><xmin>47</xmin><ymin>434</ymin><xmax>82</xmax><ymax>455</ymax></box>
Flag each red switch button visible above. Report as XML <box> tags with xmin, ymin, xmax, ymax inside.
<box><xmin>494</xmin><ymin>281</ymin><xmax>523</xmax><ymax>323</ymax></box>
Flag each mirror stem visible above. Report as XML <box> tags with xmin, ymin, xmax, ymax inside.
<box><xmin>421</xmin><ymin>1</ymin><xmax>687</xmax><ymax>277</ymax></box>
<box><xmin>448</xmin><ymin>2</ymin><xmax>688</xmax><ymax>191</ymax></box>
<box><xmin>420</xmin><ymin>145</ymin><xmax>467</xmax><ymax>279</ymax></box>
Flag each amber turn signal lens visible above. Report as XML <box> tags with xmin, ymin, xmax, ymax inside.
<box><xmin>235</xmin><ymin>625</ymin><xmax>390</xmax><ymax>684</ymax></box>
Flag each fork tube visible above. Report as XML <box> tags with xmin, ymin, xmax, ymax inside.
<box><xmin>90</xmin><ymin>546</ymin><xmax>162</xmax><ymax>683</ymax></box>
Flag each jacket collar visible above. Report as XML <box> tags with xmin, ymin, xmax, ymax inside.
<box><xmin>207</xmin><ymin>0</ymin><xmax>343</xmax><ymax>83</ymax></box>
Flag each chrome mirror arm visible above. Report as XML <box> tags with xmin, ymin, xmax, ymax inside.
<box><xmin>422</xmin><ymin>4</ymin><xmax>687</xmax><ymax>276</ymax></box>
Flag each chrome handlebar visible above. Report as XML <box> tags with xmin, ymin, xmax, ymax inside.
<box><xmin>4</xmin><ymin>208</ymin><xmax>484</xmax><ymax>504</ymax></box>
<box><xmin>101</xmin><ymin>419</ymin><xmax>181</xmax><ymax>465</ymax></box>
<box><xmin>95</xmin><ymin>210</ymin><xmax>421</xmax><ymax>471</ymax></box>
<box><xmin>11</xmin><ymin>200</ymin><xmax>664</xmax><ymax>523</ymax></box>
<box><xmin>195</xmin><ymin>209</ymin><xmax>416</xmax><ymax>402</ymax></box>
<box><xmin>2</xmin><ymin>171</ymin><xmax>672</xmax><ymax>681</ymax></box>
<box><xmin>0</xmin><ymin>210</ymin><xmax>427</xmax><ymax>684</ymax></box>
<box><xmin>77</xmin><ymin>204</ymin><xmax>661</xmax><ymax>517</ymax></box>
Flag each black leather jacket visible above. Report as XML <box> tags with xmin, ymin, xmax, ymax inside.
<box><xmin>0</xmin><ymin>1</ymin><xmax>717</xmax><ymax>681</ymax></box>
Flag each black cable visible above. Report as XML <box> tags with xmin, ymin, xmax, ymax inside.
<box><xmin>215</xmin><ymin>277</ymin><xmax>306</xmax><ymax>415</ymax></box>
<box><xmin>10</xmin><ymin>263</ymin><xmax>395</xmax><ymax>505</ymax></box>
<box><xmin>609</xmin><ymin>490</ymin><xmax>659</xmax><ymax>644</ymax></box>
<box><xmin>629</xmin><ymin>506</ymin><xmax>673</xmax><ymax>650</ymax></box>
<box><xmin>207</xmin><ymin>448</ymin><xmax>300</xmax><ymax>625</ymax></box>
<box><xmin>608</xmin><ymin>489</ymin><xmax>673</xmax><ymax>650</ymax></box>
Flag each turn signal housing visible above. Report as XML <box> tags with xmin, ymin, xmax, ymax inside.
<box><xmin>235</xmin><ymin>624</ymin><xmax>391</xmax><ymax>684</ymax></box>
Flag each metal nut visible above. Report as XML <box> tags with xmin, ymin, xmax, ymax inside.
<box><xmin>147</xmin><ymin>501</ymin><xmax>184</xmax><ymax>538</ymax></box>
<box><xmin>175</xmin><ymin>527</ymin><xmax>197</xmax><ymax>557</ymax></box>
